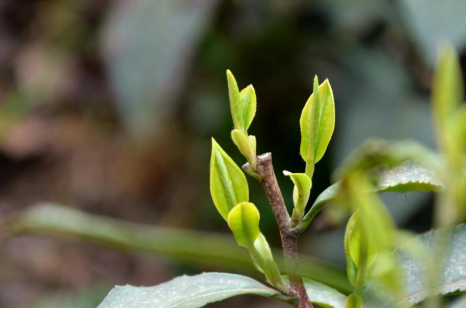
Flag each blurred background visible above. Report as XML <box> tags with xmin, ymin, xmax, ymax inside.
<box><xmin>0</xmin><ymin>0</ymin><xmax>465</xmax><ymax>307</ymax></box>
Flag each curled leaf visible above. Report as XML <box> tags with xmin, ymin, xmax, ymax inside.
<box><xmin>345</xmin><ymin>293</ymin><xmax>363</xmax><ymax>308</ymax></box>
<box><xmin>210</xmin><ymin>139</ymin><xmax>248</xmax><ymax>221</ymax></box>
<box><xmin>228</xmin><ymin>202</ymin><xmax>260</xmax><ymax>247</ymax></box>
<box><xmin>283</xmin><ymin>171</ymin><xmax>311</xmax><ymax>223</ymax></box>
<box><xmin>228</xmin><ymin>207</ymin><xmax>284</xmax><ymax>290</ymax></box>
<box><xmin>300</xmin><ymin>77</ymin><xmax>335</xmax><ymax>168</ymax></box>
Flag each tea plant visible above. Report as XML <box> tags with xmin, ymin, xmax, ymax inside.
<box><xmin>2</xmin><ymin>46</ymin><xmax>465</xmax><ymax>308</ymax></box>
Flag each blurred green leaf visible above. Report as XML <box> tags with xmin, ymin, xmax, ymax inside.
<box><xmin>362</xmin><ymin>225</ymin><xmax>466</xmax><ymax>307</ymax></box>
<box><xmin>2</xmin><ymin>204</ymin><xmax>352</xmax><ymax>293</ymax></box>
<box><xmin>282</xmin><ymin>277</ymin><xmax>347</xmax><ymax>308</ymax></box>
<box><xmin>210</xmin><ymin>139</ymin><xmax>249</xmax><ymax>221</ymax></box>
<box><xmin>101</xmin><ymin>0</ymin><xmax>217</xmax><ymax>138</ymax></box>
<box><xmin>300</xmin><ymin>77</ymin><xmax>335</xmax><ymax>171</ymax></box>
<box><xmin>228</xmin><ymin>202</ymin><xmax>260</xmax><ymax>247</ymax></box>
<box><xmin>98</xmin><ymin>272</ymin><xmax>285</xmax><ymax>308</ymax></box>
<box><xmin>340</xmin><ymin>175</ymin><xmax>396</xmax><ymax>294</ymax></box>
<box><xmin>345</xmin><ymin>211</ymin><xmax>375</xmax><ymax>288</ymax></box>
<box><xmin>345</xmin><ymin>293</ymin><xmax>363</xmax><ymax>308</ymax></box>
<box><xmin>432</xmin><ymin>45</ymin><xmax>463</xmax><ymax>136</ymax></box>
<box><xmin>397</xmin><ymin>0</ymin><xmax>466</xmax><ymax>66</ymax></box>
<box><xmin>334</xmin><ymin>139</ymin><xmax>436</xmax><ymax>181</ymax></box>
<box><xmin>300</xmin><ymin>157</ymin><xmax>442</xmax><ymax>232</ymax></box>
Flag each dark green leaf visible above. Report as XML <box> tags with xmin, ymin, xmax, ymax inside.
<box><xmin>98</xmin><ymin>272</ymin><xmax>282</xmax><ymax>308</ymax></box>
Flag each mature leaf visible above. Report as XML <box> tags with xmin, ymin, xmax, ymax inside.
<box><xmin>282</xmin><ymin>277</ymin><xmax>347</xmax><ymax>308</ymax></box>
<box><xmin>345</xmin><ymin>294</ymin><xmax>363</xmax><ymax>308</ymax></box>
<box><xmin>301</xmin><ymin>160</ymin><xmax>443</xmax><ymax>230</ymax></box>
<box><xmin>333</xmin><ymin>139</ymin><xmax>436</xmax><ymax>181</ymax></box>
<box><xmin>210</xmin><ymin>139</ymin><xmax>248</xmax><ymax>221</ymax></box>
<box><xmin>372</xmin><ymin>161</ymin><xmax>442</xmax><ymax>192</ymax></box>
<box><xmin>362</xmin><ymin>225</ymin><xmax>466</xmax><ymax>307</ymax></box>
<box><xmin>300</xmin><ymin>77</ymin><xmax>335</xmax><ymax>164</ymax></box>
<box><xmin>283</xmin><ymin>171</ymin><xmax>311</xmax><ymax>218</ymax></box>
<box><xmin>3</xmin><ymin>204</ymin><xmax>352</xmax><ymax>293</ymax></box>
<box><xmin>226</xmin><ymin>70</ymin><xmax>256</xmax><ymax>133</ymax></box>
<box><xmin>228</xmin><ymin>202</ymin><xmax>260</xmax><ymax>247</ymax></box>
<box><xmin>101</xmin><ymin>0</ymin><xmax>216</xmax><ymax>137</ymax></box>
<box><xmin>98</xmin><ymin>273</ymin><xmax>282</xmax><ymax>308</ymax></box>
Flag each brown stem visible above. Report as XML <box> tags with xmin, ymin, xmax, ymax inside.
<box><xmin>245</xmin><ymin>153</ymin><xmax>312</xmax><ymax>308</ymax></box>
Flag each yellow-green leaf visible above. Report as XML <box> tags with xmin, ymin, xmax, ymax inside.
<box><xmin>344</xmin><ymin>210</ymin><xmax>377</xmax><ymax>288</ymax></box>
<box><xmin>240</xmin><ymin>85</ymin><xmax>256</xmax><ymax>133</ymax></box>
<box><xmin>283</xmin><ymin>171</ymin><xmax>311</xmax><ymax>224</ymax></box>
<box><xmin>345</xmin><ymin>293</ymin><xmax>363</xmax><ymax>308</ymax></box>
<box><xmin>300</xmin><ymin>77</ymin><xmax>335</xmax><ymax>165</ymax></box>
<box><xmin>231</xmin><ymin>129</ymin><xmax>256</xmax><ymax>165</ymax></box>
<box><xmin>432</xmin><ymin>45</ymin><xmax>463</xmax><ymax>136</ymax></box>
<box><xmin>228</xmin><ymin>202</ymin><xmax>260</xmax><ymax>247</ymax></box>
<box><xmin>210</xmin><ymin>139</ymin><xmax>248</xmax><ymax>221</ymax></box>
<box><xmin>226</xmin><ymin>70</ymin><xmax>256</xmax><ymax>133</ymax></box>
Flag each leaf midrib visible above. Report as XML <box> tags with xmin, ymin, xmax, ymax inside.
<box><xmin>169</xmin><ymin>287</ymin><xmax>276</xmax><ymax>307</ymax></box>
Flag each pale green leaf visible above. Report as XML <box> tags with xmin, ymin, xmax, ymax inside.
<box><xmin>282</xmin><ymin>277</ymin><xmax>347</xmax><ymax>308</ymax></box>
<box><xmin>227</xmin><ymin>70</ymin><xmax>242</xmax><ymax>131</ymax></box>
<box><xmin>300</xmin><ymin>77</ymin><xmax>335</xmax><ymax>164</ymax></box>
<box><xmin>98</xmin><ymin>272</ymin><xmax>282</xmax><ymax>308</ymax></box>
<box><xmin>240</xmin><ymin>85</ymin><xmax>256</xmax><ymax>132</ymax></box>
<box><xmin>226</xmin><ymin>70</ymin><xmax>256</xmax><ymax>133</ymax></box>
<box><xmin>210</xmin><ymin>139</ymin><xmax>248</xmax><ymax>221</ymax></box>
<box><xmin>362</xmin><ymin>225</ymin><xmax>466</xmax><ymax>307</ymax></box>
<box><xmin>344</xmin><ymin>210</ymin><xmax>377</xmax><ymax>287</ymax></box>
<box><xmin>345</xmin><ymin>294</ymin><xmax>363</xmax><ymax>308</ymax></box>
<box><xmin>227</xmin><ymin>202</ymin><xmax>260</xmax><ymax>247</ymax></box>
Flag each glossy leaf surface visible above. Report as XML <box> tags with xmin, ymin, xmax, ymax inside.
<box><xmin>99</xmin><ymin>272</ymin><xmax>280</xmax><ymax>308</ymax></box>
<box><xmin>210</xmin><ymin>139</ymin><xmax>248</xmax><ymax>221</ymax></box>
<box><xmin>303</xmin><ymin>160</ymin><xmax>443</xmax><ymax>228</ymax></box>
<box><xmin>362</xmin><ymin>225</ymin><xmax>466</xmax><ymax>307</ymax></box>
